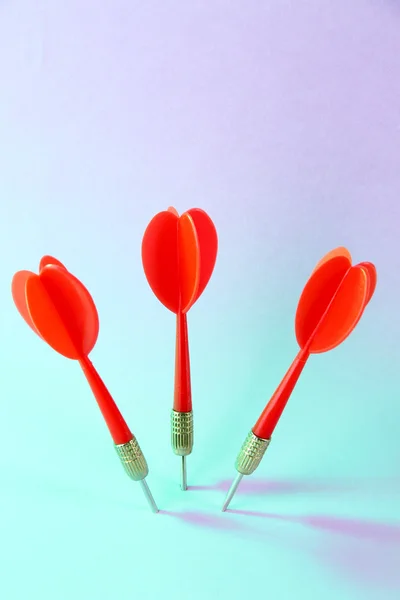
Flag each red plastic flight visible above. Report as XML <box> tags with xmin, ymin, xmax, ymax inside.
<box><xmin>222</xmin><ymin>247</ymin><xmax>377</xmax><ymax>511</ymax></box>
<box><xmin>142</xmin><ymin>207</ymin><xmax>218</xmax><ymax>488</ymax></box>
<box><xmin>12</xmin><ymin>256</ymin><xmax>158</xmax><ymax>512</ymax></box>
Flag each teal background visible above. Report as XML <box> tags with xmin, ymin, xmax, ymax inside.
<box><xmin>1</xmin><ymin>1</ymin><xmax>399</xmax><ymax>599</ymax></box>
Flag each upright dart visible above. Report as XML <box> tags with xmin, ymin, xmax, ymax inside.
<box><xmin>142</xmin><ymin>207</ymin><xmax>218</xmax><ymax>490</ymax></box>
<box><xmin>222</xmin><ymin>247</ymin><xmax>377</xmax><ymax>511</ymax></box>
<box><xmin>12</xmin><ymin>255</ymin><xmax>158</xmax><ymax>513</ymax></box>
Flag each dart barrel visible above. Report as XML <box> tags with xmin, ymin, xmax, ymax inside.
<box><xmin>171</xmin><ymin>410</ymin><xmax>194</xmax><ymax>456</ymax></box>
<box><xmin>235</xmin><ymin>431</ymin><xmax>270</xmax><ymax>475</ymax></box>
<box><xmin>115</xmin><ymin>437</ymin><xmax>149</xmax><ymax>481</ymax></box>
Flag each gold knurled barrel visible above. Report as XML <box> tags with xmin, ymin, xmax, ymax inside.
<box><xmin>114</xmin><ymin>437</ymin><xmax>149</xmax><ymax>481</ymax></box>
<box><xmin>235</xmin><ymin>430</ymin><xmax>271</xmax><ymax>475</ymax></box>
<box><xmin>171</xmin><ymin>410</ymin><xmax>194</xmax><ymax>456</ymax></box>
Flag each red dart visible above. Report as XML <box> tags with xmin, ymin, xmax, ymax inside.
<box><xmin>222</xmin><ymin>247</ymin><xmax>377</xmax><ymax>511</ymax></box>
<box><xmin>142</xmin><ymin>207</ymin><xmax>218</xmax><ymax>489</ymax></box>
<box><xmin>12</xmin><ymin>256</ymin><xmax>158</xmax><ymax>512</ymax></box>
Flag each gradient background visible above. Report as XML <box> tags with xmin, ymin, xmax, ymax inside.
<box><xmin>1</xmin><ymin>1</ymin><xmax>399</xmax><ymax>599</ymax></box>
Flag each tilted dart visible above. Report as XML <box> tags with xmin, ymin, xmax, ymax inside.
<box><xmin>12</xmin><ymin>255</ymin><xmax>158</xmax><ymax>513</ymax></box>
<box><xmin>222</xmin><ymin>247</ymin><xmax>377</xmax><ymax>511</ymax></box>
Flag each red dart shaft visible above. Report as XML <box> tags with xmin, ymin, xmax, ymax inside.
<box><xmin>79</xmin><ymin>356</ymin><xmax>133</xmax><ymax>445</ymax></box>
<box><xmin>253</xmin><ymin>347</ymin><xmax>310</xmax><ymax>439</ymax></box>
<box><xmin>173</xmin><ymin>311</ymin><xmax>192</xmax><ymax>412</ymax></box>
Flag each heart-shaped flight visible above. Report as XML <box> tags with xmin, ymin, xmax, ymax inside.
<box><xmin>12</xmin><ymin>257</ymin><xmax>99</xmax><ymax>360</ymax></box>
<box><xmin>142</xmin><ymin>206</ymin><xmax>218</xmax><ymax>314</ymax></box>
<box><xmin>222</xmin><ymin>247</ymin><xmax>377</xmax><ymax>511</ymax></box>
<box><xmin>296</xmin><ymin>247</ymin><xmax>376</xmax><ymax>353</ymax></box>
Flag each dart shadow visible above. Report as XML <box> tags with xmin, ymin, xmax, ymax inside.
<box><xmin>165</xmin><ymin>474</ymin><xmax>400</xmax><ymax>591</ymax></box>
<box><xmin>160</xmin><ymin>506</ymin><xmax>400</xmax><ymax>545</ymax></box>
<box><xmin>189</xmin><ymin>476</ymin><xmax>400</xmax><ymax>496</ymax></box>
<box><xmin>228</xmin><ymin>509</ymin><xmax>400</xmax><ymax>589</ymax></box>
<box><xmin>160</xmin><ymin>507</ymin><xmax>400</xmax><ymax>589</ymax></box>
<box><xmin>189</xmin><ymin>478</ymin><xmax>353</xmax><ymax>495</ymax></box>
<box><xmin>159</xmin><ymin>510</ymin><xmax>243</xmax><ymax>533</ymax></box>
<box><xmin>228</xmin><ymin>509</ymin><xmax>400</xmax><ymax>544</ymax></box>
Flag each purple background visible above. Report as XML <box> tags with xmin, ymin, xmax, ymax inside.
<box><xmin>1</xmin><ymin>2</ymin><xmax>400</xmax><ymax>600</ymax></box>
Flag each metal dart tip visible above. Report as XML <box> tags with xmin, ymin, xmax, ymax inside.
<box><xmin>139</xmin><ymin>478</ymin><xmax>159</xmax><ymax>513</ymax></box>
<box><xmin>181</xmin><ymin>456</ymin><xmax>188</xmax><ymax>490</ymax></box>
<box><xmin>222</xmin><ymin>473</ymin><xmax>244</xmax><ymax>512</ymax></box>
